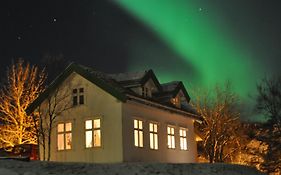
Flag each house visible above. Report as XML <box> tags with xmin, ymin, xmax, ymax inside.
<box><xmin>27</xmin><ymin>63</ymin><xmax>202</xmax><ymax>163</ymax></box>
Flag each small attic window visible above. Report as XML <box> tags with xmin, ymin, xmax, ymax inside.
<box><xmin>73</xmin><ymin>88</ymin><xmax>84</xmax><ymax>106</ymax></box>
<box><xmin>142</xmin><ymin>87</ymin><xmax>150</xmax><ymax>98</ymax></box>
<box><xmin>171</xmin><ymin>95</ymin><xmax>180</xmax><ymax>108</ymax></box>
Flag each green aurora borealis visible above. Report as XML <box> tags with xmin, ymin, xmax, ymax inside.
<box><xmin>115</xmin><ymin>0</ymin><xmax>265</xmax><ymax>109</ymax></box>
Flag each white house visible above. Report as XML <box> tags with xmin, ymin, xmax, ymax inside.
<box><xmin>27</xmin><ymin>63</ymin><xmax>202</xmax><ymax>163</ymax></box>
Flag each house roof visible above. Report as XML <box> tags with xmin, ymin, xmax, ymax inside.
<box><xmin>154</xmin><ymin>81</ymin><xmax>191</xmax><ymax>103</ymax></box>
<box><xmin>26</xmin><ymin>63</ymin><xmax>128</xmax><ymax>114</ymax></box>
<box><xmin>109</xmin><ymin>69</ymin><xmax>162</xmax><ymax>91</ymax></box>
<box><xmin>26</xmin><ymin>63</ymin><xmax>202</xmax><ymax>121</ymax></box>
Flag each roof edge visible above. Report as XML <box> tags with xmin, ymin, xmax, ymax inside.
<box><xmin>26</xmin><ymin>63</ymin><xmax>127</xmax><ymax>115</ymax></box>
<box><xmin>126</xmin><ymin>94</ymin><xmax>203</xmax><ymax>122</ymax></box>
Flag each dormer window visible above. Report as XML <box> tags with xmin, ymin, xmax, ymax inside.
<box><xmin>73</xmin><ymin>88</ymin><xmax>84</xmax><ymax>106</ymax></box>
<box><xmin>142</xmin><ymin>87</ymin><xmax>150</xmax><ymax>97</ymax></box>
<box><xmin>171</xmin><ymin>95</ymin><xmax>180</xmax><ymax>108</ymax></box>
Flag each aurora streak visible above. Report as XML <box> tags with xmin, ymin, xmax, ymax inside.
<box><xmin>115</xmin><ymin>0</ymin><xmax>265</xmax><ymax>104</ymax></box>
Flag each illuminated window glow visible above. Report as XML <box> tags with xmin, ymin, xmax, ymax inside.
<box><xmin>171</xmin><ymin>95</ymin><xmax>180</xmax><ymax>107</ymax></box>
<box><xmin>167</xmin><ymin>126</ymin><xmax>175</xmax><ymax>149</ymax></box>
<box><xmin>134</xmin><ymin>119</ymin><xmax>143</xmax><ymax>147</ymax></box>
<box><xmin>149</xmin><ymin>122</ymin><xmax>158</xmax><ymax>150</ymax></box>
<box><xmin>180</xmin><ymin>128</ymin><xmax>188</xmax><ymax>150</ymax></box>
<box><xmin>57</xmin><ymin>122</ymin><xmax>72</xmax><ymax>150</ymax></box>
<box><xmin>85</xmin><ymin>119</ymin><xmax>101</xmax><ymax>148</ymax></box>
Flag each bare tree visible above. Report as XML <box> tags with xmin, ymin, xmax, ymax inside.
<box><xmin>41</xmin><ymin>53</ymin><xmax>69</xmax><ymax>84</ymax></box>
<box><xmin>36</xmin><ymin>84</ymin><xmax>72</xmax><ymax>161</ymax></box>
<box><xmin>0</xmin><ymin>59</ymin><xmax>46</xmax><ymax>147</ymax></box>
<box><xmin>192</xmin><ymin>82</ymin><xmax>242</xmax><ymax>163</ymax></box>
<box><xmin>255</xmin><ymin>76</ymin><xmax>281</xmax><ymax>174</ymax></box>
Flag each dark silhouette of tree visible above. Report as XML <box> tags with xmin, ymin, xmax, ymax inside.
<box><xmin>33</xmin><ymin>54</ymin><xmax>72</xmax><ymax>161</ymax></box>
<box><xmin>255</xmin><ymin>76</ymin><xmax>281</xmax><ymax>174</ymax></box>
<box><xmin>41</xmin><ymin>53</ymin><xmax>70</xmax><ymax>84</ymax></box>
<box><xmin>35</xmin><ymin>85</ymin><xmax>72</xmax><ymax>161</ymax></box>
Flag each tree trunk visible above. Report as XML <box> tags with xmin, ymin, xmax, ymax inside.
<box><xmin>47</xmin><ymin>129</ymin><xmax>52</xmax><ymax>161</ymax></box>
<box><xmin>42</xmin><ymin>134</ymin><xmax>46</xmax><ymax>161</ymax></box>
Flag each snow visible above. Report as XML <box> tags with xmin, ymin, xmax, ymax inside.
<box><xmin>0</xmin><ymin>168</ymin><xmax>18</xmax><ymax>175</ymax></box>
<box><xmin>0</xmin><ymin>160</ymin><xmax>265</xmax><ymax>175</ymax></box>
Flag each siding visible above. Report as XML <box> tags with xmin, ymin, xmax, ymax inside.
<box><xmin>122</xmin><ymin>100</ymin><xmax>197</xmax><ymax>163</ymax></box>
<box><xmin>41</xmin><ymin>72</ymin><xmax>123</xmax><ymax>163</ymax></box>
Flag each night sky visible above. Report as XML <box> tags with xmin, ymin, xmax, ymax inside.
<box><xmin>1</xmin><ymin>0</ymin><xmax>281</xmax><ymax>120</ymax></box>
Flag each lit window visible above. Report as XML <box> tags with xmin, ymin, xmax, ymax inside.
<box><xmin>180</xmin><ymin>128</ymin><xmax>188</xmax><ymax>150</ymax></box>
<box><xmin>57</xmin><ymin>122</ymin><xmax>72</xmax><ymax>150</ymax></box>
<box><xmin>134</xmin><ymin>119</ymin><xmax>143</xmax><ymax>147</ymax></box>
<box><xmin>85</xmin><ymin>119</ymin><xmax>101</xmax><ymax>148</ymax></box>
<box><xmin>149</xmin><ymin>122</ymin><xmax>158</xmax><ymax>150</ymax></box>
<box><xmin>171</xmin><ymin>95</ymin><xmax>180</xmax><ymax>107</ymax></box>
<box><xmin>73</xmin><ymin>88</ymin><xmax>84</xmax><ymax>106</ymax></box>
<box><xmin>167</xmin><ymin>126</ymin><xmax>175</xmax><ymax>149</ymax></box>
<box><xmin>85</xmin><ymin>120</ymin><xmax>93</xmax><ymax>148</ymax></box>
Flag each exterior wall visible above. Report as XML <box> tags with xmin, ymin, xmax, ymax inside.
<box><xmin>122</xmin><ymin>101</ymin><xmax>197</xmax><ymax>163</ymax></box>
<box><xmin>40</xmin><ymin>72</ymin><xmax>123</xmax><ymax>163</ymax></box>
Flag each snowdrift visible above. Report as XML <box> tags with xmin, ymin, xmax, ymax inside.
<box><xmin>0</xmin><ymin>160</ymin><xmax>265</xmax><ymax>175</ymax></box>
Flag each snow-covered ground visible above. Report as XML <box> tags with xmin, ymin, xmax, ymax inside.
<box><xmin>0</xmin><ymin>160</ymin><xmax>265</xmax><ymax>175</ymax></box>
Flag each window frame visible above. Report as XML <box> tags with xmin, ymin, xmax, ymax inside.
<box><xmin>179</xmin><ymin>127</ymin><xmax>188</xmax><ymax>151</ymax></box>
<box><xmin>171</xmin><ymin>95</ymin><xmax>180</xmax><ymax>107</ymax></box>
<box><xmin>72</xmin><ymin>87</ymin><xmax>85</xmax><ymax>106</ymax></box>
<box><xmin>149</xmin><ymin>121</ymin><xmax>158</xmax><ymax>150</ymax></box>
<box><xmin>84</xmin><ymin>118</ymin><xmax>102</xmax><ymax>148</ymax></box>
<box><xmin>167</xmin><ymin>125</ymin><xmax>176</xmax><ymax>149</ymax></box>
<box><xmin>57</xmin><ymin>122</ymin><xmax>72</xmax><ymax>151</ymax></box>
<box><xmin>142</xmin><ymin>86</ymin><xmax>150</xmax><ymax>97</ymax></box>
<box><xmin>133</xmin><ymin>119</ymin><xmax>144</xmax><ymax>148</ymax></box>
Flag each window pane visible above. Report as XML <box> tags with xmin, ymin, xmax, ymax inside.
<box><xmin>85</xmin><ymin>120</ymin><xmax>92</xmax><ymax>129</ymax></box>
<box><xmin>134</xmin><ymin>130</ymin><xmax>139</xmax><ymax>146</ymax></box>
<box><xmin>139</xmin><ymin>131</ymin><xmax>143</xmax><ymax>147</ymax></box>
<box><xmin>138</xmin><ymin>120</ymin><xmax>143</xmax><ymax>129</ymax></box>
<box><xmin>154</xmin><ymin>124</ymin><xmax>157</xmax><ymax>132</ymax></box>
<box><xmin>150</xmin><ymin>133</ymin><xmax>154</xmax><ymax>149</ymax></box>
<box><xmin>180</xmin><ymin>138</ymin><xmax>183</xmax><ymax>150</ymax></box>
<box><xmin>79</xmin><ymin>88</ymin><xmax>84</xmax><ymax>93</ymax></box>
<box><xmin>94</xmin><ymin>119</ymin><xmax>100</xmax><ymax>128</ymax></box>
<box><xmin>167</xmin><ymin>127</ymin><xmax>170</xmax><ymax>134</ymax></box>
<box><xmin>172</xmin><ymin>136</ymin><xmax>175</xmax><ymax>148</ymax></box>
<box><xmin>65</xmin><ymin>133</ymin><xmax>72</xmax><ymax>150</ymax></box>
<box><xmin>73</xmin><ymin>96</ymin><xmax>78</xmax><ymax>106</ymax></box>
<box><xmin>168</xmin><ymin>135</ymin><xmax>171</xmax><ymax>148</ymax></box>
<box><xmin>183</xmin><ymin>130</ymin><xmax>187</xmax><ymax>137</ymax></box>
<box><xmin>79</xmin><ymin>95</ymin><xmax>84</xmax><ymax>105</ymax></box>
<box><xmin>85</xmin><ymin>130</ymin><xmax>92</xmax><ymax>148</ymax></box>
<box><xmin>134</xmin><ymin>120</ymin><xmax>138</xmax><ymax>129</ymax></box>
<box><xmin>65</xmin><ymin>122</ymin><xmax>72</xmax><ymax>131</ymax></box>
<box><xmin>57</xmin><ymin>134</ymin><xmax>64</xmax><ymax>150</ymax></box>
<box><xmin>155</xmin><ymin>134</ymin><xmax>158</xmax><ymax>150</ymax></box>
<box><xmin>73</xmin><ymin>89</ymin><xmax>77</xmax><ymax>94</ymax></box>
<box><xmin>180</xmin><ymin>129</ymin><xmax>183</xmax><ymax>136</ymax></box>
<box><xmin>94</xmin><ymin>130</ymin><xmax>101</xmax><ymax>147</ymax></box>
<box><xmin>58</xmin><ymin>124</ymin><xmax>64</xmax><ymax>132</ymax></box>
<box><xmin>184</xmin><ymin>138</ymin><xmax>187</xmax><ymax>150</ymax></box>
<box><xmin>149</xmin><ymin>123</ymin><xmax>153</xmax><ymax>132</ymax></box>
<box><xmin>171</xmin><ymin>128</ymin><xmax>174</xmax><ymax>135</ymax></box>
